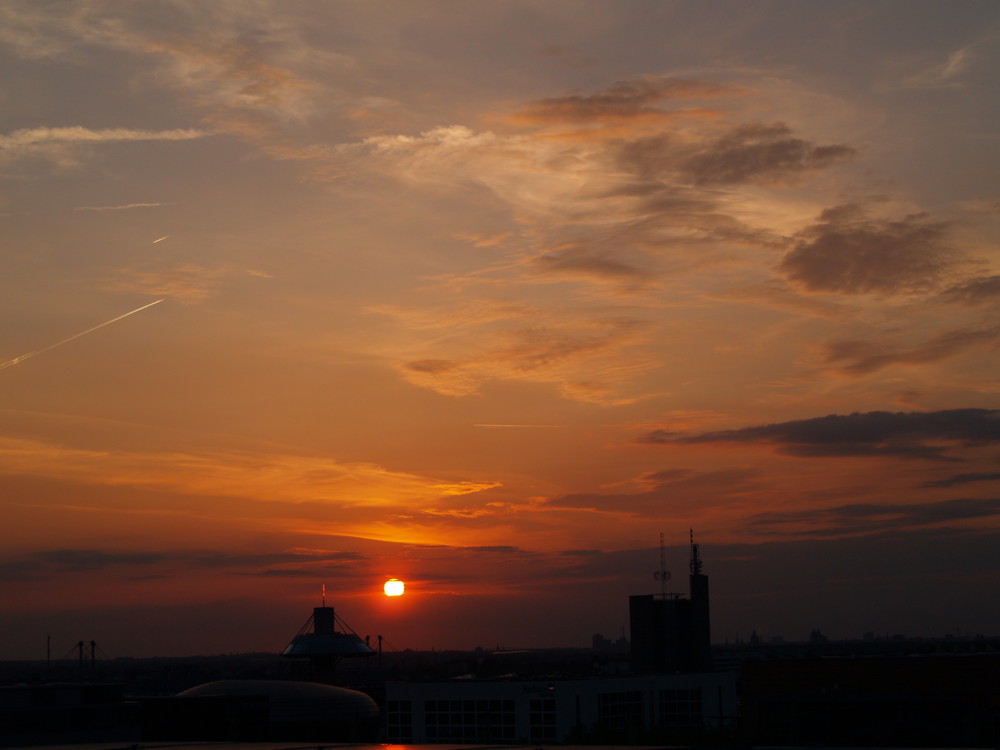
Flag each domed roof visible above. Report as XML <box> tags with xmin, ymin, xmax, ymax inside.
<box><xmin>177</xmin><ymin>679</ymin><xmax>378</xmax><ymax>723</ymax></box>
<box><xmin>282</xmin><ymin>606</ymin><xmax>376</xmax><ymax>659</ymax></box>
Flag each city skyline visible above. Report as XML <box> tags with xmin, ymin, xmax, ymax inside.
<box><xmin>1</xmin><ymin>1</ymin><xmax>999</xmax><ymax>658</ymax></box>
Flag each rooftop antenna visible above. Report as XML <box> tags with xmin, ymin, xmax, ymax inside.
<box><xmin>321</xmin><ymin>583</ymin><xmax>326</xmax><ymax>607</ymax></box>
<box><xmin>653</xmin><ymin>531</ymin><xmax>671</xmax><ymax>596</ymax></box>
<box><xmin>689</xmin><ymin>528</ymin><xmax>703</xmax><ymax>575</ymax></box>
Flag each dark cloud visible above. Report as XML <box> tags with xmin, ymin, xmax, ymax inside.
<box><xmin>534</xmin><ymin>246</ymin><xmax>646</xmax><ymax>281</ymax></box>
<box><xmin>515</xmin><ymin>75</ymin><xmax>740</xmax><ymax>123</ymax></box>
<box><xmin>677</xmin><ymin>123</ymin><xmax>856</xmax><ymax>186</ymax></box>
<box><xmin>616</xmin><ymin>124</ymin><xmax>854</xmax><ymax>187</ymax></box>
<box><xmin>0</xmin><ymin>560</ymin><xmax>43</xmax><ymax>582</ymax></box>
<box><xmin>0</xmin><ymin>547</ymin><xmax>368</xmax><ymax>582</ymax></box>
<box><xmin>644</xmin><ymin>468</ymin><xmax>698</xmax><ymax>482</ymax></box>
<box><xmin>922</xmin><ymin>472</ymin><xmax>1000</xmax><ymax>488</ymax></box>
<box><xmin>940</xmin><ymin>274</ymin><xmax>1000</xmax><ymax>306</ymax></box>
<box><xmin>405</xmin><ymin>359</ymin><xmax>458</xmax><ymax>374</ymax></box>
<box><xmin>636</xmin><ymin>409</ymin><xmax>1000</xmax><ymax>460</ymax></box>
<box><xmin>37</xmin><ymin>549</ymin><xmax>168</xmax><ymax>570</ymax></box>
<box><xmin>498</xmin><ymin>320</ymin><xmax>644</xmax><ymax>372</ymax></box>
<box><xmin>587</xmin><ymin>183</ymin><xmax>778</xmax><ymax>251</ymax></box>
<box><xmin>256</xmin><ymin>568</ymin><xmax>317</xmax><ymax>577</ymax></box>
<box><xmin>820</xmin><ymin>326</ymin><xmax>999</xmax><ymax>376</ymax></box>
<box><xmin>524</xmin><ymin>183</ymin><xmax>780</xmax><ymax>289</ymax></box>
<box><xmin>549</xmin><ymin>467</ymin><xmax>763</xmax><ymax>513</ymax></box>
<box><xmin>780</xmin><ymin>203</ymin><xmax>955</xmax><ymax>294</ymax></box>
<box><xmin>747</xmin><ymin>497</ymin><xmax>1000</xmax><ymax>537</ymax></box>
<box><xmin>461</xmin><ymin>545</ymin><xmax>523</xmax><ymax>554</ymax></box>
<box><xmin>192</xmin><ymin>550</ymin><xmax>366</xmax><ymax>569</ymax></box>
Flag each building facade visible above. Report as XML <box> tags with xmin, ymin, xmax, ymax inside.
<box><xmin>384</xmin><ymin>671</ymin><xmax>737</xmax><ymax>744</ymax></box>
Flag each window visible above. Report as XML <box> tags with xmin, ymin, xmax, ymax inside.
<box><xmin>529</xmin><ymin>697</ymin><xmax>556</xmax><ymax>741</ymax></box>
<box><xmin>386</xmin><ymin>699</ymin><xmax>412</xmax><ymax>742</ymax></box>
<box><xmin>658</xmin><ymin>688</ymin><xmax>703</xmax><ymax>728</ymax></box>
<box><xmin>424</xmin><ymin>698</ymin><xmax>515</xmax><ymax>742</ymax></box>
<box><xmin>598</xmin><ymin>690</ymin><xmax>643</xmax><ymax>732</ymax></box>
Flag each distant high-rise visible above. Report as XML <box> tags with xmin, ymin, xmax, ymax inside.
<box><xmin>629</xmin><ymin>532</ymin><xmax>712</xmax><ymax>673</ymax></box>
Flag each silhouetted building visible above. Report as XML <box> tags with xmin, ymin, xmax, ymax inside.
<box><xmin>630</xmin><ymin>533</ymin><xmax>711</xmax><ymax>673</ymax></box>
<box><xmin>740</xmin><ymin>654</ymin><xmax>1000</xmax><ymax>747</ymax></box>
<box><xmin>385</xmin><ymin>671</ymin><xmax>736</xmax><ymax>744</ymax></box>
<box><xmin>139</xmin><ymin>679</ymin><xmax>378</xmax><ymax>741</ymax></box>
<box><xmin>282</xmin><ymin>602</ymin><xmax>375</xmax><ymax>682</ymax></box>
<box><xmin>592</xmin><ymin>632</ymin><xmax>628</xmax><ymax>654</ymax></box>
<box><xmin>139</xmin><ymin>598</ymin><xmax>381</xmax><ymax>742</ymax></box>
<box><xmin>0</xmin><ymin>683</ymin><xmax>136</xmax><ymax>746</ymax></box>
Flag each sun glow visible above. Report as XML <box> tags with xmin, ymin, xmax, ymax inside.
<box><xmin>383</xmin><ymin>578</ymin><xmax>405</xmax><ymax>596</ymax></box>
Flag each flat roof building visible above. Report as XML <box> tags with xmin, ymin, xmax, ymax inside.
<box><xmin>630</xmin><ymin>532</ymin><xmax>711</xmax><ymax>673</ymax></box>
<box><xmin>385</xmin><ymin>670</ymin><xmax>737</xmax><ymax>744</ymax></box>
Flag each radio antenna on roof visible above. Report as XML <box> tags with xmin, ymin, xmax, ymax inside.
<box><xmin>653</xmin><ymin>531</ymin><xmax>671</xmax><ymax>596</ymax></box>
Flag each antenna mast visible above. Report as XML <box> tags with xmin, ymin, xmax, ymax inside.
<box><xmin>653</xmin><ymin>531</ymin><xmax>671</xmax><ymax>596</ymax></box>
<box><xmin>689</xmin><ymin>528</ymin><xmax>703</xmax><ymax>575</ymax></box>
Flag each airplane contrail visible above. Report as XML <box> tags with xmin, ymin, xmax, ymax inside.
<box><xmin>0</xmin><ymin>298</ymin><xmax>165</xmax><ymax>371</ymax></box>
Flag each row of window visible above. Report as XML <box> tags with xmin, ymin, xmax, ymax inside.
<box><xmin>386</xmin><ymin>688</ymin><xmax>704</xmax><ymax>742</ymax></box>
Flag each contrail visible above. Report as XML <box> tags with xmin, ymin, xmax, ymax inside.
<box><xmin>0</xmin><ymin>298</ymin><xmax>164</xmax><ymax>371</ymax></box>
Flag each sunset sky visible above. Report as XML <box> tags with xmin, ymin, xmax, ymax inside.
<box><xmin>1</xmin><ymin>0</ymin><xmax>999</xmax><ymax>659</ymax></box>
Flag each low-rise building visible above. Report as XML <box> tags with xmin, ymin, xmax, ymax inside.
<box><xmin>384</xmin><ymin>670</ymin><xmax>737</xmax><ymax>744</ymax></box>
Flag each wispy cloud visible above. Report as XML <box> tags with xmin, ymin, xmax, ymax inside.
<box><xmin>75</xmin><ymin>203</ymin><xmax>176</xmax><ymax>212</ymax></box>
<box><xmin>817</xmin><ymin>325</ymin><xmax>1000</xmax><ymax>376</ymax></box>
<box><xmin>105</xmin><ymin>264</ymin><xmax>233</xmax><ymax>303</ymax></box>
<box><xmin>941</xmin><ymin>274</ymin><xmax>1000</xmax><ymax>307</ymax></box>
<box><xmin>509</xmin><ymin>75</ymin><xmax>743</xmax><ymax>127</ymax></box>
<box><xmin>340</xmin><ymin>76</ymin><xmax>863</xmax><ymax>401</ymax></box>
<box><xmin>1</xmin><ymin>127</ymin><xmax>206</xmax><ymax>147</ymax></box>
<box><xmin>902</xmin><ymin>33</ymin><xmax>1000</xmax><ymax>89</ymax></box>
<box><xmin>748</xmin><ymin>497</ymin><xmax>1000</xmax><ymax>537</ymax></box>
<box><xmin>921</xmin><ymin>472</ymin><xmax>1000</xmax><ymax>489</ymax></box>
<box><xmin>0</xmin><ymin>435</ymin><xmax>500</xmax><ymax>523</ymax></box>
<box><xmin>397</xmin><ymin>316</ymin><xmax>655</xmax><ymax>404</ymax></box>
<box><xmin>548</xmin><ymin>466</ymin><xmax>765</xmax><ymax>515</ymax></box>
<box><xmin>0</xmin><ymin>126</ymin><xmax>209</xmax><ymax>169</ymax></box>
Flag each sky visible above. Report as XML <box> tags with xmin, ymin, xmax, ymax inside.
<box><xmin>1</xmin><ymin>0</ymin><xmax>999</xmax><ymax>660</ymax></box>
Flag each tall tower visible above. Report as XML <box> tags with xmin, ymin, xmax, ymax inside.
<box><xmin>629</xmin><ymin>532</ymin><xmax>712</xmax><ymax>673</ymax></box>
<box><xmin>687</xmin><ymin>529</ymin><xmax>712</xmax><ymax>671</ymax></box>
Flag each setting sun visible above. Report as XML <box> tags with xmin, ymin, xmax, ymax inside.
<box><xmin>383</xmin><ymin>578</ymin><xmax>405</xmax><ymax>597</ymax></box>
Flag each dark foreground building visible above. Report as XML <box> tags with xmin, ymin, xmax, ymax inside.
<box><xmin>0</xmin><ymin>682</ymin><xmax>136</xmax><ymax>747</ymax></box>
<box><xmin>141</xmin><ymin>679</ymin><xmax>378</xmax><ymax>741</ymax></box>
<box><xmin>385</xmin><ymin>671</ymin><xmax>737</xmax><ymax>744</ymax></box>
<box><xmin>741</xmin><ymin>654</ymin><xmax>1000</xmax><ymax>748</ymax></box>
<box><xmin>140</xmin><ymin>601</ymin><xmax>381</xmax><ymax>741</ymax></box>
